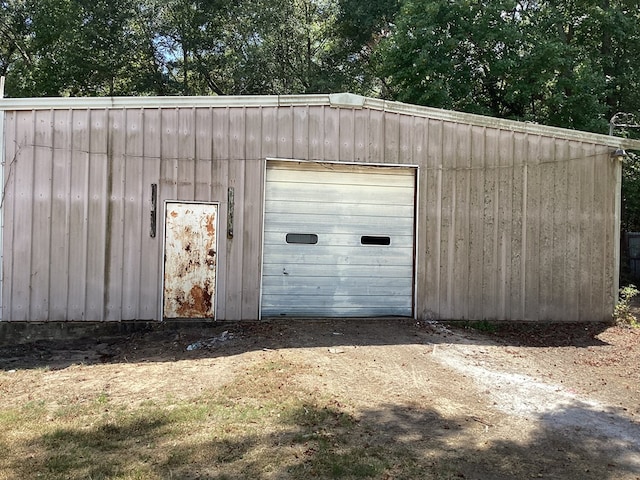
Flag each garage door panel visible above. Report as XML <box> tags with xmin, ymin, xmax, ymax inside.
<box><xmin>265</xmin><ymin>183</ymin><xmax>414</xmax><ymax>205</ymax></box>
<box><xmin>262</xmin><ymin>264</ymin><xmax>413</xmax><ymax>278</ymax></box>
<box><xmin>262</xmin><ymin>161</ymin><xmax>415</xmax><ymax>318</ymax></box>
<box><xmin>262</xmin><ymin>274</ymin><xmax>412</xmax><ymax>289</ymax></box>
<box><xmin>263</xmin><ymin>251</ymin><xmax>414</xmax><ymax>266</ymax></box>
<box><xmin>261</xmin><ymin>283</ymin><xmax>413</xmax><ymax>297</ymax></box>
<box><xmin>262</xmin><ymin>294</ymin><xmax>413</xmax><ymax>309</ymax></box>
<box><xmin>264</xmin><ymin>306</ymin><xmax>412</xmax><ymax>317</ymax></box>
<box><xmin>263</xmin><ymin>217</ymin><xmax>414</xmax><ymax>234</ymax></box>
<box><xmin>268</xmin><ymin>166</ymin><xmax>414</xmax><ymax>187</ymax></box>
<box><xmin>263</xmin><ymin>231</ymin><xmax>415</xmax><ymax>248</ymax></box>
<box><xmin>266</xmin><ymin>199</ymin><xmax>414</xmax><ymax>218</ymax></box>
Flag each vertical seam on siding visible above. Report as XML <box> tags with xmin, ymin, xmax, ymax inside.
<box><xmin>103</xmin><ymin>110</ymin><xmax>113</xmax><ymax>321</ymax></box>
<box><xmin>65</xmin><ymin>109</ymin><xmax>73</xmax><ymax>320</ymax></box>
<box><xmin>83</xmin><ymin>110</ymin><xmax>92</xmax><ymax>320</ymax></box>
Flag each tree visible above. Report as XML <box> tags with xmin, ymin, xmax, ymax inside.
<box><xmin>374</xmin><ymin>0</ymin><xmax>640</xmax><ymax>133</ymax></box>
<box><xmin>1</xmin><ymin>0</ymin><xmax>168</xmax><ymax>96</ymax></box>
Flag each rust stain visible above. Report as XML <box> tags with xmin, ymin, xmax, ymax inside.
<box><xmin>170</xmin><ymin>210</ymin><xmax>178</xmax><ymax>218</ymax></box>
<box><xmin>176</xmin><ymin>284</ymin><xmax>212</xmax><ymax>317</ymax></box>
<box><xmin>206</xmin><ymin>214</ymin><xmax>215</xmax><ymax>236</ymax></box>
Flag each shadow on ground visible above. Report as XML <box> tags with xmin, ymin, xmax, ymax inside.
<box><xmin>0</xmin><ymin>318</ymin><xmax>612</xmax><ymax>371</ymax></box>
<box><xmin>6</xmin><ymin>400</ymin><xmax>638</xmax><ymax>479</ymax></box>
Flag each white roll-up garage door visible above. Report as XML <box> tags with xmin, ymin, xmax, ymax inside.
<box><xmin>261</xmin><ymin>160</ymin><xmax>416</xmax><ymax>317</ymax></box>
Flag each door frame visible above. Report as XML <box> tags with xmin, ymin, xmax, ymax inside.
<box><xmin>160</xmin><ymin>200</ymin><xmax>220</xmax><ymax>321</ymax></box>
<box><xmin>259</xmin><ymin>158</ymin><xmax>419</xmax><ymax>320</ymax></box>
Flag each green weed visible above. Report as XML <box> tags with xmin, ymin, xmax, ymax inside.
<box><xmin>614</xmin><ymin>284</ymin><xmax>640</xmax><ymax>327</ymax></box>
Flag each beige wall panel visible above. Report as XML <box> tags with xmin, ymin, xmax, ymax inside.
<box><xmin>212</xmin><ymin>107</ymin><xmax>230</xmax><ymax>161</ymax></box>
<box><xmin>160</xmin><ymin>108</ymin><xmax>179</xmax><ymax>201</ymax></box>
<box><xmin>551</xmin><ymin>140</ymin><xmax>570</xmax><ymax>320</ymax></box>
<box><xmin>177</xmin><ymin>108</ymin><xmax>196</xmax><ymax>200</ymax></box>
<box><xmin>261</xmin><ymin>106</ymin><xmax>278</xmax><ymax>159</ymax></box>
<box><xmin>292</xmin><ymin>105</ymin><xmax>310</xmax><ymax>160</ymax></box>
<box><xmin>306</xmin><ymin>106</ymin><xmax>323</xmax><ymax>161</ymax></box>
<box><xmin>194</xmin><ymin>108</ymin><xmax>212</xmax><ymax>161</ymax></box>
<box><xmin>10</xmin><ymin>112</ymin><xmax>37</xmax><ymax>320</ymax></box>
<box><xmin>509</xmin><ymin>133</ymin><xmax>526</xmax><ymax>320</ymax></box>
<box><xmin>368</xmin><ymin>110</ymin><xmax>385</xmax><ymax>163</ymax></box>
<box><xmin>415</xmin><ymin>160</ymin><xmax>429</xmax><ymax>319</ymax></box>
<box><xmin>276</xmin><ymin>106</ymin><xmax>293</xmax><ymax>159</ymax></box>
<box><xmin>49</xmin><ymin>110</ymin><xmax>74</xmax><ymax>320</ymax></box>
<box><xmin>1</xmin><ymin>112</ymin><xmax>17</xmax><ymax>319</ymax></box>
<box><xmin>452</xmin><ymin>123</ymin><xmax>472</xmax><ymax>319</ymax></box>
<box><xmin>383</xmin><ymin>112</ymin><xmax>400</xmax><ymax>165</ymax></box>
<box><xmin>323</xmin><ymin>107</ymin><xmax>339</xmax><ymax>161</ymax></box>
<box><xmin>439</xmin><ymin>121</ymin><xmax>458</xmax><ymax>318</ymax></box>
<box><xmin>140</xmin><ymin>158</ymin><xmax>161</xmax><ymax>320</ymax></box>
<box><xmin>593</xmin><ymin>152</ymin><xmax>610</xmax><ymax>319</ymax></box>
<box><xmin>29</xmin><ymin>110</ymin><xmax>53</xmax><ymax>321</ymax></box>
<box><xmin>353</xmin><ymin>108</ymin><xmax>369</xmax><ymax>162</ymax></box>
<box><xmin>537</xmin><ymin>137</ymin><xmax>556</xmax><ymax>320</ymax></box>
<box><xmin>210</xmin><ymin>108</ymin><xmax>231</xmax><ymax>318</ymax></box>
<box><xmin>581</xmin><ymin>147</ymin><xmax>606</xmax><ymax>321</ymax></box>
<box><xmin>578</xmin><ymin>146</ymin><xmax>595</xmax><ymax>320</ymax></box>
<box><xmin>143</xmin><ymin>108</ymin><xmax>161</xmax><ymax>159</ymax></box>
<box><xmin>564</xmin><ymin>143</ymin><xmax>582</xmax><ymax>321</ymax></box>
<box><xmin>467</xmin><ymin>126</ymin><xmax>486</xmax><ymax>319</ymax></box>
<box><xmin>338</xmin><ymin>108</ymin><xmax>355</xmax><ymax>161</ymax></box>
<box><xmin>67</xmin><ymin>109</ymin><xmax>90</xmax><ymax>320</ymax></box>
<box><xmin>482</xmin><ymin>127</ymin><xmax>500</xmax><ymax>319</ymax></box>
<box><xmin>104</xmin><ymin>109</ymin><xmax>126</xmax><ymax>320</ymax></box>
<box><xmin>121</xmin><ymin>109</ymin><xmax>145</xmax><ymax>320</ymax></box>
<box><xmin>241</xmin><ymin>108</ymin><xmax>264</xmax><ymax>319</ymax></box>
<box><xmin>194</xmin><ymin>109</ymin><xmax>213</xmax><ymax>200</ymax></box>
<box><xmin>604</xmin><ymin>158</ymin><xmax>620</xmax><ymax>317</ymax></box>
<box><xmin>423</xmin><ymin>119</ymin><xmax>442</xmax><ymax>317</ymax></box>
<box><xmin>412</xmin><ymin>116</ymin><xmax>428</xmax><ymax>317</ymax></box>
<box><xmin>398</xmin><ymin>114</ymin><xmax>415</xmax><ymax>166</ymax></box>
<box><xmin>137</xmin><ymin>109</ymin><xmax>161</xmax><ymax>320</ymax></box>
<box><xmin>225</xmin><ymin>107</ymin><xmax>246</xmax><ymax>320</ymax></box>
<box><xmin>523</xmin><ymin>135</ymin><xmax>542</xmax><ymax>320</ymax></box>
<box><xmin>496</xmin><ymin>130</ymin><xmax>514</xmax><ymax>319</ymax></box>
<box><xmin>86</xmin><ymin>109</ymin><xmax>109</xmax><ymax>320</ymax></box>
<box><xmin>368</xmin><ymin>109</ymin><xmax>384</xmax><ymax>163</ymax></box>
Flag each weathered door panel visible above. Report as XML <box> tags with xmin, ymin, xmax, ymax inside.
<box><xmin>163</xmin><ymin>202</ymin><xmax>218</xmax><ymax>319</ymax></box>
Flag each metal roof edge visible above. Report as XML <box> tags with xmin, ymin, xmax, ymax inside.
<box><xmin>360</xmin><ymin>96</ymin><xmax>640</xmax><ymax>150</ymax></box>
<box><xmin>2</xmin><ymin>92</ymin><xmax>638</xmax><ymax>150</ymax></box>
<box><xmin>0</xmin><ymin>94</ymin><xmax>333</xmax><ymax>111</ymax></box>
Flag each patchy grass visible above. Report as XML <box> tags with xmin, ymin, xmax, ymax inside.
<box><xmin>0</xmin><ymin>359</ymin><xmax>429</xmax><ymax>480</ymax></box>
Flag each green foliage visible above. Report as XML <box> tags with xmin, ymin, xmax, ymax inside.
<box><xmin>613</xmin><ymin>284</ymin><xmax>640</xmax><ymax>327</ymax></box>
<box><xmin>375</xmin><ymin>0</ymin><xmax>640</xmax><ymax>133</ymax></box>
<box><xmin>462</xmin><ymin>320</ymin><xmax>497</xmax><ymax>333</ymax></box>
<box><xmin>622</xmin><ymin>151</ymin><xmax>640</xmax><ymax>232</ymax></box>
<box><xmin>1</xmin><ymin>0</ymin><xmax>393</xmax><ymax>97</ymax></box>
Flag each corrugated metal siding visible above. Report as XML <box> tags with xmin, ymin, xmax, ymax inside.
<box><xmin>2</xmin><ymin>103</ymin><xmax>618</xmax><ymax>321</ymax></box>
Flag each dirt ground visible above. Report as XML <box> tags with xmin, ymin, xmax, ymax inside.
<box><xmin>1</xmin><ymin>318</ymin><xmax>639</xmax><ymax>479</ymax></box>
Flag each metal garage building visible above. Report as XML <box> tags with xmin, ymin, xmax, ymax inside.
<box><xmin>1</xmin><ymin>93</ymin><xmax>638</xmax><ymax>323</ymax></box>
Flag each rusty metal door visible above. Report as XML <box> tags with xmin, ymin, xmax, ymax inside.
<box><xmin>163</xmin><ymin>202</ymin><xmax>218</xmax><ymax>319</ymax></box>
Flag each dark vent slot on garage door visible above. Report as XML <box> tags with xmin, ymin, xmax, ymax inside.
<box><xmin>286</xmin><ymin>233</ymin><xmax>318</xmax><ymax>244</ymax></box>
<box><xmin>361</xmin><ymin>236</ymin><xmax>391</xmax><ymax>246</ymax></box>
